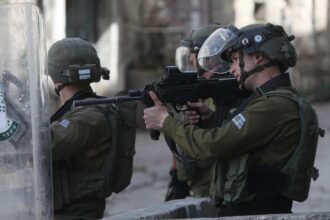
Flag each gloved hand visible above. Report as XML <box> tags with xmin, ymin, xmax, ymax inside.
<box><xmin>164</xmin><ymin>168</ymin><xmax>191</xmax><ymax>201</ymax></box>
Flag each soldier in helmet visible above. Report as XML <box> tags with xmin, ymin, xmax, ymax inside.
<box><xmin>175</xmin><ymin>23</ymin><xmax>229</xmax><ymax>78</ymax></box>
<box><xmin>165</xmin><ymin>23</ymin><xmax>233</xmax><ymax>201</ymax></box>
<box><xmin>48</xmin><ymin>38</ymin><xmax>112</xmax><ymax>219</ymax></box>
<box><xmin>144</xmin><ymin>23</ymin><xmax>321</xmax><ymax>216</ymax></box>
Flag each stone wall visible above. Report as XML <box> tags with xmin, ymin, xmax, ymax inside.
<box><xmin>105</xmin><ymin>197</ymin><xmax>330</xmax><ymax>220</ymax></box>
<box><xmin>289</xmin><ymin>0</ymin><xmax>330</xmax><ymax>101</ymax></box>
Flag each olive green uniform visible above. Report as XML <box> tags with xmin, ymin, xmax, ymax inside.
<box><xmin>183</xmin><ymin>164</ymin><xmax>212</xmax><ymax>197</ymax></box>
<box><xmin>174</xmin><ymin>148</ymin><xmax>212</xmax><ymax>197</ymax></box>
<box><xmin>162</xmin><ymin>84</ymin><xmax>300</xmax><ymax>214</ymax></box>
<box><xmin>184</xmin><ymin>22</ymin><xmax>318</xmax><ymax>215</ymax></box>
<box><xmin>162</xmin><ymin>87</ymin><xmax>299</xmax><ymax>166</ymax></box>
<box><xmin>174</xmin><ymin>97</ymin><xmax>216</xmax><ymax>198</ymax></box>
<box><xmin>51</xmin><ymin>93</ymin><xmax>112</xmax><ymax>220</ymax></box>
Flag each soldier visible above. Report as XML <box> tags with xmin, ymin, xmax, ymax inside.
<box><xmin>165</xmin><ymin>23</ymin><xmax>230</xmax><ymax>201</ymax></box>
<box><xmin>144</xmin><ymin>23</ymin><xmax>321</xmax><ymax>216</ymax></box>
<box><xmin>48</xmin><ymin>38</ymin><xmax>112</xmax><ymax>219</ymax></box>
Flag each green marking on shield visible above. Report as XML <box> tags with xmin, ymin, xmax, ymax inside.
<box><xmin>0</xmin><ymin>119</ymin><xmax>20</xmax><ymax>142</ymax></box>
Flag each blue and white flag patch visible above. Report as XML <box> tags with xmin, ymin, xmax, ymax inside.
<box><xmin>232</xmin><ymin>113</ymin><xmax>246</xmax><ymax>130</ymax></box>
<box><xmin>59</xmin><ymin>119</ymin><xmax>70</xmax><ymax>128</ymax></box>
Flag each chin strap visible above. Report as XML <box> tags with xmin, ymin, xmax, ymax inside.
<box><xmin>238</xmin><ymin>51</ymin><xmax>246</xmax><ymax>89</ymax></box>
<box><xmin>54</xmin><ymin>83</ymin><xmax>70</xmax><ymax>96</ymax></box>
<box><xmin>197</xmin><ymin>66</ymin><xmax>207</xmax><ymax>77</ymax></box>
<box><xmin>238</xmin><ymin>51</ymin><xmax>275</xmax><ymax>89</ymax></box>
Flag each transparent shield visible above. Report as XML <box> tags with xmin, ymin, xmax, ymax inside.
<box><xmin>175</xmin><ymin>46</ymin><xmax>198</xmax><ymax>72</ymax></box>
<box><xmin>197</xmin><ymin>28</ymin><xmax>236</xmax><ymax>74</ymax></box>
<box><xmin>0</xmin><ymin>2</ymin><xmax>52</xmax><ymax>220</ymax></box>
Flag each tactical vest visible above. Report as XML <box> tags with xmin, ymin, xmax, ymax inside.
<box><xmin>210</xmin><ymin>89</ymin><xmax>322</xmax><ymax>206</ymax></box>
<box><xmin>210</xmin><ymin>154</ymin><xmax>254</xmax><ymax>206</ymax></box>
<box><xmin>266</xmin><ymin>90</ymin><xmax>321</xmax><ymax>202</ymax></box>
<box><xmin>104</xmin><ymin>101</ymin><xmax>137</xmax><ymax>194</ymax></box>
<box><xmin>53</xmin><ymin>101</ymin><xmax>137</xmax><ymax>209</ymax></box>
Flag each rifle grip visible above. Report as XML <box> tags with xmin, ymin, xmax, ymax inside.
<box><xmin>149</xmin><ymin>129</ymin><xmax>160</xmax><ymax>140</ymax></box>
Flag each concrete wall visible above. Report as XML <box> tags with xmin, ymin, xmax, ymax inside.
<box><xmin>229</xmin><ymin>0</ymin><xmax>330</xmax><ymax>101</ymax></box>
<box><xmin>209</xmin><ymin>0</ymin><xmax>235</xmax><ymax>25</ymax></box>
<box><xmin>41</xmin><ymin>0</ymin><xmax>330</xmax><ymax>102</ymax></box>
<box><xmin>289</xmin><ymin>0</ymin><xmax>330</xmax><ymax>101</ymax></box>
<box><xmin>105</xmin><ymin>197</ymin><xmax>330</xmax><ymax>220</ymax></box>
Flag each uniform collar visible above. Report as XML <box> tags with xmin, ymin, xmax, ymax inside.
<box><xmin>255</xmin><ymin>73</ymin><xmax>292</xmax><ymax>97</ymax></box>
<box><xmin>51</xmin><ymin>90</ymin><xmax>98</xmax><ymax>122</ymax></box>
<box><xmin>228</xmin><ymin>73</ymin><xmax>292</xmax><ymax>121</ymax></box>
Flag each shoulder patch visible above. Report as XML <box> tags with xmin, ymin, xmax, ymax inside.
<box><xmin>59</xmin><ymin>119</ymin><xmax>70</xmax><ymax>128</ymax></box>
<box><xmin>232</xmin><ymin>113</ymin><xmax>246</xmax><ymax>130</ymax></box>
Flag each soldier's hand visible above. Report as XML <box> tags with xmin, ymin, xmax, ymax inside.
<box><xmin>184</xmin><ymin>101</ymin><xmax>213</xmax><ymax>124</ymax></box>
<box><xmin>143</xmin><ymin>91</ymin><xmax>169</xmax><ymax>130</ymax></box>
<box><xmin>165</xmin><ymin>168</ymin><xmax>191</xmax><ymax>201</ymax></box>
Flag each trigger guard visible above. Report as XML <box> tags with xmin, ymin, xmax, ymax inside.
<box><xmin>175</xmin><ymin>104</ymin><xmax>188</xmax><ymax>111</ymax></box>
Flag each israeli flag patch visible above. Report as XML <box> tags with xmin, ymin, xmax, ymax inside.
<box><xmin>59</xmin><ymin>119</ymin><xmax>70</xmax><ymax>128</ymax></box>
<box><xmin>232</xmin><ymin>113</ymin><xmax>246</xmax><ymax>130</ymax></box>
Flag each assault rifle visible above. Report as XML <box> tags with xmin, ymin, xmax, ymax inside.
<box><xmin>73</xmin><ymin>66</ymin><xmax>250</xmax><ymax>140</ymax></box>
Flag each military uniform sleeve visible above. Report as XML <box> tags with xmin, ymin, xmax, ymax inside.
<box><xmin>51</xmin><ymin>107</ymin><xmax>109</xmax><ymax>161</ymax></box>
<box><xmin>161</xmin><ymin>96</ymin><xmax>278</xmax><ymax>160</ymax></box>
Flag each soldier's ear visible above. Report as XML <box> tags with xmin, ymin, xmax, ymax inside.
<box><xmin>253</xmin><ymin>53</ymin><xmax>265</xmax><ymax>65</ymax></box>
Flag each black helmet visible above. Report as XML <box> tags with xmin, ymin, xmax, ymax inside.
<box><xmin>48</xmin><ymin>38</ymin><xmax>109</xmax><ymax>84</ymax></box>
<box><xmin>175</xmin><ymin>24</ymin><xmax>230</xmax><ymax>74</ymax></box>
<box><xmin>181</xmin><ymin>24</ymin><xmax>222</xmax><ymax>53</ymax></box>
<box><xmin>224</xmin><ymin>23</ymin><xmax>296</xmax><ymax>72</ymax></box>
<box><xmin>198</xmin><ymin>23</ymin><xmax>297</xmax><ymax>74</ymax></box>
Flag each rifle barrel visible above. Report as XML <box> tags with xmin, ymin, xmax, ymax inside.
<box><xmin>73</xmin><ymin>96</ymin><xmax>142</xmax><ymax>107</ymax></box>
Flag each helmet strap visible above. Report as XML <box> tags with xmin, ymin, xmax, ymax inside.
<box><xmin>239</xmin><ymin>51</ymin><xmax>247</xmax><ymax>89</ymax></box>
<box><xmin>55</xmin><ymin>83</ymin><xmax>70</xmax><ymax>96</ymax></box>
<box><xmin>238</xmin><ymin>51</ymin><xmax>275</xmax><ymax>89</ymax></box>
<box><xmin>245</xmin><ymin>61</ymin><xmax>275</xmax><ymax>76</ymax></box>
<box><xmin>197</xmin><ymin>66</ymin><xmax>207</xmax><ymax>76</ymax></box>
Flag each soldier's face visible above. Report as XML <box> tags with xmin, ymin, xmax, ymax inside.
<box><xmin>229</xmin><ymin>51</ymin><xmax>241</xmax><ymax>81</ymax></box>
<box><xmin>230</xmin><ymin>51</ymin><xmax>256</xmax><ymax>82</ymax></box>
<box><xmin>199</xmin><ymin>71</ymin><xmax>215</xmax><ymax>79</ymax></box>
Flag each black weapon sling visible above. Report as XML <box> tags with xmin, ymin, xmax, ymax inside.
<box><xmin>51</xmin><ymin>90</ymin><xmax>99</xmax><ymax>123</ymax></box>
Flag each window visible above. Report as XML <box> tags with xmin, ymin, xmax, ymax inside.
<box><xmin>254</xmin><ymin>2</ymin><xmax>265</xmax><ymax>21</ymax></box>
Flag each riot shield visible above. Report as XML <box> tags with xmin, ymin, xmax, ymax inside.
<box><xmin>0</xmin><ymin>2</ymin><xmax>53</xmax><ymax>220</ymax></box>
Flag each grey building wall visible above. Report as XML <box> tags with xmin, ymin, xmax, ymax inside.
<box><xmin>209</xmin><ymin>0</ymin><xmax>235</xmax><ymax>25</ymax></box>
<box><xmin>214</xmin><ymin>0</ymin><xmax>330</xmax><ymax>101</ymax></box>
<box><xmin>287</xmin><ymin>0</ymin><xmax>330</xmax><ymax>101</ymax></box>
<box><xmin>42</xmin><ymin>0</ymin><xmax>330</xmax><ymax>101</ymax></box>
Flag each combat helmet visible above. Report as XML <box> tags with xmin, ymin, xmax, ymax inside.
<box><xmin>175</xmin><ymin>24</ymin><xmax>230</xmax><ymax>74</ymax></box>
<box><xmin>48</xmin><ymin>38</ymin><xmax>110</xmax><ymax>85</ymax></box>
<box><xmin>198</xmin><ymin>23</ymin><xmax>297</xmax><ymax>85</ymax></box>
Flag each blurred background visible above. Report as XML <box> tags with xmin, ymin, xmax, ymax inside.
<box><xmin>11</xmin><ymin>0</ymin><xmax>330</xmax><ymax>217</ymax></box>
<box><xmin>35</xmin><ymin>0</ymin><xmax>330</xmax><ymax>111</ymax></box>
<box><xmin>35</xmin><ymin>0</ymin><xmax>330</xmax><ymax>216</ymax></box>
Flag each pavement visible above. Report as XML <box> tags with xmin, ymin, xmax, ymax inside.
<box><xmin>104</xmin><ymin>102</ymin><xmax>330</xmax><ymax>217</ymax></box>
